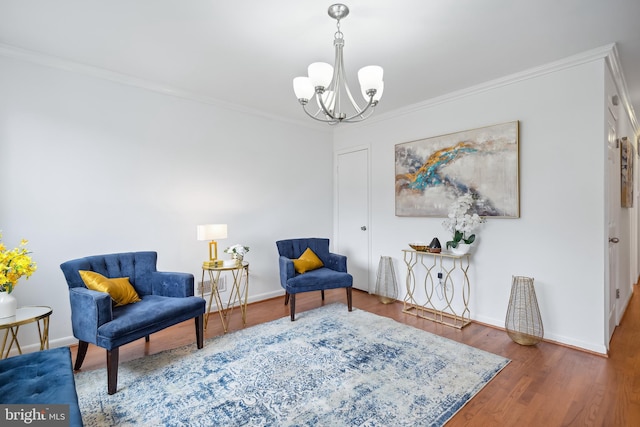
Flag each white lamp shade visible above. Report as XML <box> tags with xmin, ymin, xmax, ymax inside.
<box><xmin>197</xmin><ymin>224</ymin><xmax>228</xmax><ymax>240</ymax></box>
<box><xmin>361</xmin><ymin>81</ymin><xmax>384</xmax><ymax>102</ymax></box>
<box><xmin>308</xmin><ymin>62</ymin><xmax>333</xmax><ymax>89</ymax></box>
<box><xmin>293</xmin><ymin>76</ymin><xmax>314</xmax><ymax>100</ymax></box>
<box><xmin>358</xmin><ymin>65</ymin><xmax>384</xmax><ymax>92</ymax></box>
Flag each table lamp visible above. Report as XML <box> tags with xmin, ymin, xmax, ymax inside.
<box><xmin>197</xmin><ymin>224</ymin><xmax>227</xmax><ymax>267</ymax></box>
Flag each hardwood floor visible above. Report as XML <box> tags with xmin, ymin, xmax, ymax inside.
<box><xmin>71</xmin><ymin>286</ymin><xmax>640</xmax><ymax>426</ymax></box>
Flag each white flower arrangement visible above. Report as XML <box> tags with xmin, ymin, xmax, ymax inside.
<box><xmin>224</xmin><ymin>244</ymin><xmax>250</xmax><ymax>256</ymax></box>
<box><xmin>442</xmin><ymin>193</ymin><xmax>486</xmax><ymax>249</ymax></box>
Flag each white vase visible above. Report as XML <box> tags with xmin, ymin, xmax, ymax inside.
<box><xmin>0</xmin><ymin>291</ymin><xmax>17</xmax><ymax>319</ymax></box>
<box><xmin>450</xmin><ymin>243</ymin><xmax>471</xmax><ymax>255</ymax></box>
<box><xmin>232</xmin><ymin>253</ymin><xmax>243</xmax><ymax>265</ymax></box>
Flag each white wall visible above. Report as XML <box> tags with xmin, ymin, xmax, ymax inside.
<box><xmin>334</xmin><ymin>58</ymin><xmax>609</xmax><ymax>353</ymax></box>
<box><xmin>3</xmin><ymin>47</ymin><xmax>636</xmax><ymax>355</ymax></box>
<box><xmin>0</xmin><ymin>55</ymin><xmax>333</xmax><ymax>351</ymax></box>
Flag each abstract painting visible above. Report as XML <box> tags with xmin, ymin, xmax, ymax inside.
<box><xmin>395</xmin><ymin>121</ymin><xmax>520</xmax><ymax>217</ymax></box>
<box><xmin>621</xmin><ymin>137</ymin><xmax>634</xmax><ymax>208</ymax></box>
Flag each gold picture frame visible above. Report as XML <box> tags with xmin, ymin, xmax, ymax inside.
<box><xmin>621</xmin><ymin>136</ymin><xmax>634</xmax><ymax>208</ymax></box>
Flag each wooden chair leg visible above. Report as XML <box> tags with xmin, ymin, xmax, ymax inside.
<box><xmin>284</xmin><ymin>292</ymin><xmax>290</xmax><ymax>306</ymax></box>
<box><xmin>195</xmin><ymin>315</ymin><xmax>204</xmax><ymax>349</ymax></box>
<box><xmin>321</xmin><ymin>290</ymin><xmax>325</xmax><ymax>301</ymax></box>
<box><xmin>290</xmin><ymin>293</ymin><xmax>296</xmax><ymax>321</ymax></box>
<box><xmin>346</xmin><ymin>287</ymin><xmax>353</xmax><ymax>312</ymax></box>
<box><xmin>74</xmin><ymin>340</ymin><xmax>89</xmax><ymax>371</ymax></box>
<box><xmin>107</xmin><ymin>347</ymin><xmax>119</xmax><ymax>395</ymax></box>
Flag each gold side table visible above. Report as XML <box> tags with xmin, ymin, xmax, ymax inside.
<box><xmin>201</xmin><ymin>262</ymin><xmax>249</xmax><ymax>332</ymax></box>
<box><xmin>0</xmin><ymin>306</ymin><xmax>52</xmax><ymax>359</ymax></box>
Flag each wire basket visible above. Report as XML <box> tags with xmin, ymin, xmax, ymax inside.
<box><xmin>374</xmin><ymin>256</ymin><xmax>398</xmax><ymax>304</ymax></box>
<box><xmin>505</xmin><ymin>276</ymin><xmax>544</xmax><ymax>345</ymax></box>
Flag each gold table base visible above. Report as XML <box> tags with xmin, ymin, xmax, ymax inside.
<box><xmin>201</xmin><ymin>262</ymin><xmax>249</xmax><ymax>332</ymax></box>
<box><xmin>402</xmin><ymin>250</ymin><xmax>471</xmax><ymax>329</ymax></box>
<box><xmin>0</xmin><ymin>306</ymin><xmax>52</xmax><ymax>358</ymax></box>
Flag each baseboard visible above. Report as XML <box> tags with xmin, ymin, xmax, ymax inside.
<box><xmin>472</xmin><ymin>315</ymin><xmax>608</xmax><ymax>356</ymax></box>
<box><xmin>202</xmin><ymin>289</ymin><xmax>284</xmax><ymax>311</ymax></box>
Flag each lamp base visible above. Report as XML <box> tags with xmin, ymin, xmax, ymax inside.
<box><xmin>202</xmin><ymin>260</ymin><xmax>224</xmax><ymax>268</ymax></box>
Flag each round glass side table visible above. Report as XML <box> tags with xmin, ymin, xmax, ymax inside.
<box><xmin>201</xmin><ymin>262</ymin><xmax>249</xmax><ymax>332</ymax></box>
<box><xmin>0</xmin><ymin>306</ymin><xmax>52</xmax><ymax>359</ymax></box>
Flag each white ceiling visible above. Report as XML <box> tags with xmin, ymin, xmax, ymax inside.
<box><xmin>2</xmin><ymin>0</ymin><xmax>640</xmax><ymax>126</ymax></box>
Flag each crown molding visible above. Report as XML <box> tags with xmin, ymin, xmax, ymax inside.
<box><xmin>2</xmin><ymin>42</ymin><xmax>636</xmax><ymax>135</ymax></box>
<box><xmin>364</xmin><ymin>44</ymin><xmax>638</xmax><ymax>134</ymax></box>
<box><xmin>0</xmin><ymin>42</ymin><xmax>327</xmax><ymax>132</ymax></box>
<box><xmin>605</xmin><ymin>44</ymin><xmax>639</xmax><ymax>134</ymax></box>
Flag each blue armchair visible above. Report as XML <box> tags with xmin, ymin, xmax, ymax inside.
<box><xmin>276</xmin><ymin>238</ymin><xmax>353</xmax><ymax>320</ymax></box>
<box><xmin>60</xmin><ymin>251</ymin><xmax>205</xmax><ymax>394</ymax></box>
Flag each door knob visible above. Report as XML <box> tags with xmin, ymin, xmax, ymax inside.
<box><xmin>609</xmin><ymin>237</ymin><xmax>620</xmax><ymax>243</ymax></box>
<box><xmin>361</xmin><ymin>226</ymin><xmax>367</xmax><ymax>231</ymax></box>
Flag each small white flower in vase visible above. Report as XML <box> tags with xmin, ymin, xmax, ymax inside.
<box><xmin>224</xmin><ymin>244</ymin><xmax>250</xmax><ymax>264</ymax></box>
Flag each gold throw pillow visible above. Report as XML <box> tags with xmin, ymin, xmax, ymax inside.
<box><xmin>293</xmin><ymin>248</ymin><xmax>324</xmax><ymax>274</ymax></box>
<box><xmin>79</xmin><ymin>270</ymin><xmax>142</xmax><ymax>306</ymax></box>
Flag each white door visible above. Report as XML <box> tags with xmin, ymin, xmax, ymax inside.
<box><xmin>336</xmin><ymin>148</ymin><xmax>370</xmax><ymax>292</ymax></box>
<box><xmin>606</xmin><ymin>107</ymin><xmax>620</xmax><ymax>347</ymax></box>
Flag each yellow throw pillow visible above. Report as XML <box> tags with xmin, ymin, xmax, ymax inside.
<box><xmin>293</xmin><ymin>248</ymin><xmax>324</xmax><ymax>274</ymax></box>
<box><xmin>79</xmin><ymin>270</ymin><xmax>142</xmax><ymax>306</ymax></box>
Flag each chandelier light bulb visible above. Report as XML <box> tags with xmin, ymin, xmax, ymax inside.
<box><xmin>293</xmin><ymin>76</ymin><xmax>314</xmax><ymax>101</ymax></box>
<box><xmin>358</xmin><ymin>65</ymin><xmax>384</xmax><ymax>92</ymax></box>
<box><xmin>308</xmin><ymin>62</ymin><xmax>334</xmax><ymax>90</ymax></box>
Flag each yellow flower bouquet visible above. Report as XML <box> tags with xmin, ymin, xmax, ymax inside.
<box><xmin>0</xmin><ymin>232</ymin><xmax>37</xmax><ymax>294</ymax></box>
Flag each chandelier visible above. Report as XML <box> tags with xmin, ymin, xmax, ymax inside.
<box><xmin>293</xmin><ymin>4</ymin><xmax>384</xmax><ymax>124</ymax></box>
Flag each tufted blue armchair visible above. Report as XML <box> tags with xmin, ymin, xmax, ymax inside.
<box><xmin>276</xmin><ymin>238</ymin><xmax>353</xmax><ymax>321</ymax></box>
<box><xmin>60</xmin><ymin>251</ymin><xmax>205</xmax><ymax>394</ymax></box>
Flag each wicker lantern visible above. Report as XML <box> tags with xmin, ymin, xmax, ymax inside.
<box><xmin>374</xmin><ymin>256</ymin><xmax>398</xmax><ymax>304</ymax></box>
<box><xmin>505</xmin><ymin>276</ymin><xmax>544</xmax><ymax>345</ymax></box>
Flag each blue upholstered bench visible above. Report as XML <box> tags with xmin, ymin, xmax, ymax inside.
<box><xmin>0</xmin><ymin>347</ymin><xmax>83</xmax><ymax>426</ymax></box>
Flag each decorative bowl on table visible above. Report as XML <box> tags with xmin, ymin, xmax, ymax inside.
<box><xmin>409</xmin><ymin>243</ymin><xmax>429</xmax><ymax>252</ymax></box>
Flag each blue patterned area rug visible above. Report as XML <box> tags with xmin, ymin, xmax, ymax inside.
<box><xmin>74</xmin><ymin>304</ymin><xmax>509</xmax><ymax>426</ymax></box>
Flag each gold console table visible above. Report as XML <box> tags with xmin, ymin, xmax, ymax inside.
<box><xmin>402</xmin><ymin>249</ymin><xmax>471</xmax><ymax>329</ymax></box>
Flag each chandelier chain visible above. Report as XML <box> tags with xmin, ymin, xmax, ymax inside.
<box><xmin>335</xmin><ymin>19</ymin><xmax>343</xmax><ymax>40</ymax></box>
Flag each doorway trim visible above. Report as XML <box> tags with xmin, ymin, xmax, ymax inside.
<box><xmin>334</xmin><ymin>144</ymin><xmax>372</xmax><ymax>292</ymax></box>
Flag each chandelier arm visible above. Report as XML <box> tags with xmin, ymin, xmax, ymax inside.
<box><xmin>316</xmin><ymin>89</ymin><xmax>337</xmax><ymax>119</ymax></box>
<box><xmin>320</xmin><ymin>89</ymin><xmax>337</xmax><ymax>117</ymax></box>
<box><xmin>314</xmin><ymin>53</ymin><xmax>341</xmax><ymax>120</ymax></box>
<box><xmin>301</xmin><ymin>102</ymin><xmax>340</xmax><ymax>124</ymax></box>
<box><xmin>344</xmin><ymin>86</ymin><xmax>363</xmax><ymax>114</ymax></box>
<box><xmin>333</xmin><ymin>37</ymin><xmax>349</xmax><ymax>120</ymax></box>
<box><xmin>340</xmin><ymin>95</ymin><xmax>377</xmax><ymax>122</ymax></box>
<box><xmin>305</xmin><ymin>97</ymin><xmax>375</xmax><ymax>124</ymax></box>
<box><xmin>342</xmin><ymin>107</ymin><xmax>376</xmax><ymax>123</ymax></box>
<box><xmin>335</xmin><ymin>44</ymin><xmax>365</xmax><ymax>116</ymax></box>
